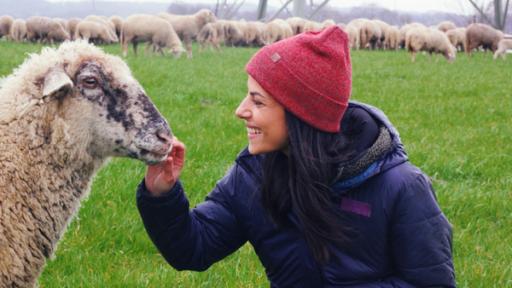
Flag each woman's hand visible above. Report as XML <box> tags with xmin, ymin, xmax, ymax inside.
<box><xmin>144</xmin><ymin>137</ymin><xmax>186</xmax><ymax>197</ymax></box>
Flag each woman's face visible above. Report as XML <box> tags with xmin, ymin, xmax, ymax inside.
<box><xmin>235</xmin><ymin>76</ymin><xmax>288</xmax><ymax>155</ymax></box>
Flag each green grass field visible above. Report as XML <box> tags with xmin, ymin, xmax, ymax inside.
<box><xmin>1</xmin><ymin>40</ymin><xmax>511</xmax><ymax>287</ymax></box>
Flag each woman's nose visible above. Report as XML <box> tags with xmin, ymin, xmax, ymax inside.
<box><xmin>235</xmin><ymin>98</ymin><xmax>251</xmax><ymax>119</ymax></box>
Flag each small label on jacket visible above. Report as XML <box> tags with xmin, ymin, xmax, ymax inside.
<box><xmin>340</xmin><ymin>197</ymin><xmax>372</xmax><ymax>217</ymax></box>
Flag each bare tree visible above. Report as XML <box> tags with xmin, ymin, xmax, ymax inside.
<box><xmin>257</xmin><ymin>0</ymin><xmax>268</xmax><ymax>20</ymax></box>
<box><xmin>216</xmin><ymin>0</ymin><xmax>246</xmax><ymax>19</ymax></box>
<box><xmin>468</xmin><ymin>0</ymin><xmax>510</xmax><ymax>30</ymax></box>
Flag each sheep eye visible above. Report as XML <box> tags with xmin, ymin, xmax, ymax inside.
<box><xmin>82</xmin><ymin>77</ymin><xmax>98</xmax><ymax>88</ymax></box>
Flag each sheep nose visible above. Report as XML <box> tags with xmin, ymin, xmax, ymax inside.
<box><xmin>155</xmin><ymin>123</ymin><xmax>173</xmax><ymax>145</ymax></box>
<box><xmin>156</xmin><ymin>127</ymin><xmax>173</xmax><ymax>145</ymax></box>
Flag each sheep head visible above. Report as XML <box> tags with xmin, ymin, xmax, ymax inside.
<box><xmin>198</xmin><ymin>9</ymin><xmax>217</xmax><ymax>25</ymax></box>
<box><xmin>444</xmin><ymin>44</ymin><xmax>457</xmax><ymax>62</ymax></box>
<box><xmin>34</xmin><ymin>41</ymin><xmax>173</xmax><ymax>165</ymax></box>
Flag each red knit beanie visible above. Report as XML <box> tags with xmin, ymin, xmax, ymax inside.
<box><xmin>246</xmin><ymin>25</ymin><xmax>351</xmax><ymax>133</ymax></box>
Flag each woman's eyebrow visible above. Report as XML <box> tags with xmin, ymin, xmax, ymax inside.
<box><xmin>250</xmin><ymin>92</ymin><xmax>265</xmax><ymax>98</ymax></box>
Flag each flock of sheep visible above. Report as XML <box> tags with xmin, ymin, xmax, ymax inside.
<box><xmin>1</xmin><ymin>11</ymin><xmax>511</xmax><ymax>61</ymax></box>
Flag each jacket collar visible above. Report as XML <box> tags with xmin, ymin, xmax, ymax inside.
<box><xmin>332</xmin><ymin>101</ymin><xmax>408</xmax><ymax>192</ymax></box>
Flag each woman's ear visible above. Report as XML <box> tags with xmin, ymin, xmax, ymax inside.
<box><xmin>42</xmin><ymin>66</ymin><xmax>73</xmax><ymax>99</ymax></box>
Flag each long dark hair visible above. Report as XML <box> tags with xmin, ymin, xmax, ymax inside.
<box><xmin>261</xmin><ymin>111</ymin><xmax>356</xmax><ymax>264</ymax></box>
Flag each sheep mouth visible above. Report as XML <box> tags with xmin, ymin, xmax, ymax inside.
<box><xmin>138</xmin><ymin>148</ymin><xmax>170</xmax><ymax>164</ymax></box>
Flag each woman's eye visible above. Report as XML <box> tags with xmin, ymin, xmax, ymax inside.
<box><xmin>254</xmin><ymin>100</ymin><xmax>264</xmax><ymax>106</ymax></box>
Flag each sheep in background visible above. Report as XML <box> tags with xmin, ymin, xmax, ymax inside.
<box><xmin>66</xmin><ymin>18</ymin><xmax>81</xmax><ymax>40</ymax></box>
<box><xmin>437</xmin><ymin>21</ymin><xmax>457</xmax><ymax>32</ymax></box>
<box><xmin>218</xmin><ymin>20</ymin><xmax>244</xmax><ymax>46</ymax></box>
<box><xmin>465</xmin><ymin>23</ymin><xmax>504</xmax><ymax>55</ymax></box>
<box><xmin>0</xmin><ymin>40</ymin><xmax>173</xmax><ymax>288</ymax></box>
<box><xmin>406</xmin><ymin>27</ymin><xmax>429</xmax><ymax>61</ymax></box>
<box><xmin>406</xmin><ymin>27</ymin><xmax>456</xmax><ymax>62</ymax></box>
<box><xmin>109</xmin><ymin>15</ymin><xmax>123</xmax><ymax>39</ymax></box>
<box><xmin>53</xmin><ymin>18</ymin><xmax>68</xmax><ymax>31</ymax></box>
<box><xmin>75</xmin><ymin>20</ymin><xmax>118</xmax><ymax>44</ymax></box>
<box><xmin>385</xmin><ymin>25</ymin><xmax>400</xmax><ymax>50</ymax></box>
<box><xmin>10</xmin><ymin>19</ymin><xmax>27</xmax><ymax>42</ymax></box>
<box><xmin>372</xmin><ymin>19</ymin><xmax>391</xmax><ymax>49</ymax></box>
<box><xmin>197</xmin><ymin>22</ymin><xmax>220</xmax><ymax>51</ymax></box>
<box><xmin>343</xmin><ymin>24</ymin><xmax>360</xmax><ymax>49</ymax></box>
<box><xmin>359</xmin><ymin>19</ymin><xmax>382</xmax><ymax>49</ymax></box>
<box><xmin>158</xmin><ymin>9</ymin><xmax>216</xmax><ymax>58</ymax></box>
<box><xmin>121</xmin><ymin>14</ymin><xmax>184</xmax><ymax>58</ymax></box>
<box><xmin>286</xmin><ymin>17</ymin><xmax>307</xmax><ymax>35</ymax></box>
<box><xmin>303</xmin><ymin>20</ymin><xmax>323</xmax><ymax>33</ymax></box>
<box><xmin>84</xmin><ymin>15</ymin><xmax>118</xmax><ymax>43</ymax></box>
<box><xmin>0</xmin><ymin>15</ymin><xmax>14</xmax><ymax>40</ymax></box>
<box><xmin>233</xmin><ymin>19</ymin><xmax>249</xmax><ymax>46</ymax></box>
<box><xmin>322</xmin><ymin>19</ymin><xmax>336</xmax><ymax>29</ymax></box>
<box><xmin>446</xmin><ymin>27</ymin><xmax>466</xmax><ymax>52</ymax></box>
<box><xmin>262</xmin><ymin>19</ymin><xmax>293</xmax><ymax>45</ymax></box>
<box><xmin>244</xmin><ymin>21</ymin><xmax>265</xmax><ymax>46</ymax></box>
<box><xmin>493</xmin><ymin>39</ymin><xmax>512</xmax><ymax>59</ymax></box>
<box><xmin>399</xmin><ymin>22</ymin><xmax>426</xmax><ymax>49</ymax></box>
<box><xmin>26</xmin><ymin>16</ymin><xmax>70</xmax><ymax>44</ymax></box>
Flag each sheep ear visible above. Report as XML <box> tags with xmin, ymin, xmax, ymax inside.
<box><xmin>42</xmin><ymin>67</ymin><xmax>73</xmax><ymax>99</ymax></box>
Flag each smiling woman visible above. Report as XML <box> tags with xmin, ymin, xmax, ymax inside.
<box><xmin>136</xmin><ymin>26</ymin><xmax>455</xmax><ymax>287</ymax></box>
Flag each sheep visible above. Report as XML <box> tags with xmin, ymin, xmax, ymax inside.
<box><xmin>66</xmin><ymin>18</ymin><xmax>81</xmax><ymax>40</ymax></box>
<box><xmin>9</xmin><ymin>19</ymin><xmax>27</xmax><ymax>42</ymax></box>
<box><xmin>437</xmin><ymin>21</ymin><xmax>457</xmax><ymax>32</ymax></box>
<box><xmin>0</xmin><ymin>40</ymin><xmax>173</xmax><ymax>288</ymax></box>
<box><xmin>0</xmin><ymin>15</ymin><xmax>14</xmax><ymax>40</ymax></box>
<box><xmin>212</xmin><ymin>21</ymin><xmax>226</xmax><ymax>44</ymax></box>
<box><xmin>233</xmin><ymin>20</ymin><xmax>249</xmax><ymax>46</ymax></box>
<box><xmin>493</xmin><ymin>39</ymin><xmax>512</xmax><ymax>59</ymax></box>
<box><xmin>244</xmin><ymin>21</ymin><xmax>265</xmax><ymax>47</ymax></box>
<box><xmin>406</xmin><ymin>27</ymin><xmax>456</xmax><ymax>62</ymax></box>
<box><xmin>262</xmin><ymin>19</ymin><xmax>293</xmax><ymax>45</ymax></box>
<box><xmin>197</xmin><ymin>22</ymin><xmax>220</xmax><ymax>51</ymax></box>
<box><xmin>359</xmin><ymin>19</ymin><xmax>382</xmax><ymax>49</ymax></box>
<box><xmin>53</xmin><ymin>18</ymin><xmax>68</xmax><ymax>31</ymax></box>
<box><xmin>286</xmin><ymin>17</ymin><xmax>307</xmax><ymax>35</ymax></box>
<box><xmin>406</xmin><ymin>27</ymin><xmax>429</xmax><ymax>61</ymax></box>
<box><xmin>83</xmin><ymin>15</ymin><xmax>118</xmax><ymax>43</ymax></box>
<box><xmin>158</xmin><ymin>9</ymin><xmax>216</xmax><ymax>58</ymax></box>
<box><xmin>26</xmin><ymin>16</ymin><xmax>70</xmax><ymax>44</ymax></box>
<box><xmin>343</xmin><ymin>24</ymin><xmax>360</xmax><ymax>49</ymax></box>
<box><xmin>217</xmin><ymin>19</ymin><xmax>244</xmax><ymax>47</ymax></box>
<box><xmin>465</xmin><ymin>23</ymin><xmax>504</xmax><ymax>55</ymax></box>
<box><xmin>303</xmin><ymin>20</ymin><xmax>323</xmax><ymax>33</ymax></box>
<box><xmin>399</xmin><ymin>22</ymin><xmax>426</xmax><ymax>49</ymax></box>
<box><xmin>109</xmin><ymin>15</ymin><xmax>123</xmax><ymax>39</ymax></box>
<box><xmin>75</xmin><ymin>20</ymin><xmax>118</xmax><ymax>44</ymax></box>
<box><xmin>121</xmin><ymin>14</ymin><xmax>184</xmax><ymax>58</ymax></box>
<box><xmin>446</xmin><ymin>27</ymin><xmax>466</xmax><ymax>51</ymax></box>
<box><xmin>372</xmin><ymin>19</ymin><xmax>391</xmax><ymax>49</ymax></box>
<box><xmin>385</xmin><ymin>25</ymin><xmax>400</xmax><ymax>50</ymax></box>
<box><xmin>347</xmin><ymin>18</ymin><xmax>381</xmax><ymax>49</ymax></box>
<box><xmin>347</xmin><ymin>18</ymin><xmax>367</xmax><ymax>47</ymax></box>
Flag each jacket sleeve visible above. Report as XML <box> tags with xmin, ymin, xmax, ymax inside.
<box><xmin>136</xmin><ymin>166</ymin><xmax>247</xmax><ymax>271</ymax></box>
<box><xmin>390</xmin><ymin>173</ymin><xmax>456</xmax><ymax>287</ymax></box>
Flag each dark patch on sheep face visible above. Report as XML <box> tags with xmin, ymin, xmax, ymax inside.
<box><xmin>74</xmin><ymin>60</ymin><xmax>172</xmax><ymax>164</ymax></box>
<box><xmin>75</xmin><ymin>62</ymin><xmax>135</xmax><ymax>130</ymax></box>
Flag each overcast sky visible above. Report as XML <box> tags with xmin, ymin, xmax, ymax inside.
<box><xmin>46</xmin><ymin>0</ymin><xmax>479</xmax><ymax>15</ymax></box>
